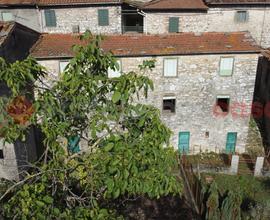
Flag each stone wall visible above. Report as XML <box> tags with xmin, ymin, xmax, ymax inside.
<box><xmin>144</xmin><ymin>7</ymin><xmax>270</xmax><ymax>48</ymax></box>
<box><xmin>40</xmin><ymin>6</ymin><xmax>122</xmax><ymax>34</ymax></box>
<box><xmin>0</xmin><ymin>127</ymin><xmax>38</xmax><ymax>180</ymax></box>
<box><xmin>0</xmin><ymin>8</ymin><xmax>41</xmax><ymax>31</ymax></box>
<box><xmin>38</xmin><ymin>53</ymin><xmax>259</xmax><ymax>154</ymax></box>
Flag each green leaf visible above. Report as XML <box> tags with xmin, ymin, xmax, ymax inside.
<box><xmin>43</xmin><ymin>195</ymin><xmax>53</xmax><ymax>204</ymax></box>
<box><xmin>113</xmin><ymin>188</ymin><xmax>120</xmax><ymax>199</ymax></box>
<box><xmin>104</xmin><ymin>142</ymin><xmax>114</xmax><ymax>152</ymax></box>
<box><xmin>112</xmin><ymin>91</ymin><xmax>121</xmax><ymax>103</ymax></box>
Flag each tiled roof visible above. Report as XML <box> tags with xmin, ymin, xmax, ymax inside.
<box><xmin>38</xmin><ymin>0</ymin><xmax>121</xmax><ymax>6</ymax></box>
<box><xmin>143</xmin><ymin>0</ymin><xmax>208</xmax><ymax>10</ymax></box>
<box><xmin>0</xmin><ymin>0</ymin><xmax>37</xmax><ymax>5</ymax></box>
<box><xmin>0</xmin><ymin>0</ymin><xmax>120</xmax><ymax>6</ymax></box>
<box><xmin>0</xmin><ymin>22</ymin><xmax>15</xmax><ymax>46</ymax></box>
<box><xmin>30</xmin><ymin>32</ymin><xmax>261</xmax><ymax>59</ymax></box>
<box><xmin>205</xmin><ymin>0</ymin><xmax>270</xmax><ymax>5</ymax></box>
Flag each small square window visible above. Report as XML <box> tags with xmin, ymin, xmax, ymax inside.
<box><xmin>108</xmin><ymin>60</ymin><xmax>121</xmax><ymax>78</ymax></box>
<box><xmin>235</xmin><ymin>11</ymin><xmax>248</xmax><ymax>23</ymax></box>
<box><xmin>163</xmin><ymin>97</ymin><xmax>176</xmax><ymax>113</ymax></box>
<box><xmin>219</xmin><ymin>57</ymin><xmax>234</xmax><ymax>76</ymax></box>
<box><xmin>164</xmin><ymin>58</ymin><xmax>177</xmax><ymax>77</ymax></box>
<box><xmin>216</xmin><ymin>96</ymin><xmax>230</xmax><ymax>113</ymax></box>
<box><xmin>2</xmin><ymin>12</ymin><xmax>13</xmax><ymax>21</ymax></box>
<box><xmin>59</xmin><ymin>61</ymin><xmax>69</xmax><ymax>73</ymax></box>
<box><xmin>72</xmin><ymin>25</ymin><xmax>80</xmax><ymax>33</ymax></box>
<box><xmin>0</xmin><ymin>149</ymin><xmax>3</xmax><ymax>159</ymax></box>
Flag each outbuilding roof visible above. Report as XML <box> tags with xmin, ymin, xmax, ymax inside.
<box><xmin>205</xmin><ymin>0</ymin><xmax>270</xmax><ymax>5</ymax></box>
<box><xmin>142</xmin><ymin>0</ymin><xmax>208</xmax><ymax>10</ymax></box>
<box><xmin>30</xmin><ymin>32</ymin><xmax>261</xmax><ymax>59</ymax></box>
<box><xmin>0</xmin><ymin>0</ymin><xmax>120</xmax><ymax>6</ymax></box>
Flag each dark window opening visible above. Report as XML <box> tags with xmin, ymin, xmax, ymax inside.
<box><xmin>217</xmin><ymin>97</ymin><xmax>230</xmax><ymax>112</ymax></box>
<box><xmin>163</xmin><ymin>98</ymin><xmax>176</xmax><ymax>113</ymax></box>
<box><xmin>0</xmin><ymin>149</ymin><xmax>3</xmax><ymax>159</ymax></box>
<box><xmin>122</xmin><ymin>5</ymin><xmax>143</xmax><ymax>33</ymax></box>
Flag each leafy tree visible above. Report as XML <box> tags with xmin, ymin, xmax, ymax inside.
<box><xmin>0</xmin><ymin>32</ymin><xmax>182</xmax><ymax>219</ymax></box>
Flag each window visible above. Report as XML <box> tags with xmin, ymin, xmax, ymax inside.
<box><xmin>59</xmin><ymin>61</ymin><xmax>69</xmax><ymax>73</ymax></box>
<box><xmin>44</xmin><ymin>10</ymin><xmax>56</xmax><ymax>27</ymax></box>
<box><xmin>169</xmin><ymin>17</ymin><xmax>179</xmax><ymax>33</ymax></box>
<box><xmin>219</xmin><ymin>57</ymin><xmax>234</xmax><ymax>76</ymax></box>
<box><xmin>98</xmin><ymin>9</ymin><xmax>109</xmax><ymax>26</ymax></box>
<box><xmin>235</xmin><ymin>11</ymin><xmax>248</xmax><ymax>23</ymax></box>
<box><xmin>164</xmin><ymin>58</ymin><xmax>177</xmax><ymax>77</ymax></box>
<box><xmin>2</xmin><ymin>12</ymin><xmax>13</xmax><ymax>21</ymax></box>
<box><xmin>72</xmin><ymin>25</ymin><xmax>80</xmax><ymax>33</ymax></box>
<box><xmin>108</xmin><ymin>60</ymin><xmax>121</xmax><ymax>78</ymax></box>
<box><xmin>0</xmin><ymin>149</ymin><xmax>3</xmax><ymax>159</ymax></box>
<box><xmin>163</xmin><ymin>96</ymin><xmax>176</xmax><ymax>113</ymax></box>
<box><xmin>216</xmin><ymin>96</ymin><xmax>230</xmax><ymax>113</ymax></box>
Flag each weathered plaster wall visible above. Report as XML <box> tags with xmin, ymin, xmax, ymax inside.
<box><xmin>0</xmin><ymin>8</ymin><xmax>41</xmax><ymax>31</ymax></box>
<box><xmin>144</xmin><ymin>7</ymin><xmax>270</xmax><ymax>48</ymax></box>
<box><xmin>38</xmin><ymin>53</ymin><xmax>259</xmax><ymax>154</ymax></box>
<box><xmin>40</xmin><ymin>6</ymin><xmax>122</xmax><ymax>34</ymax></box>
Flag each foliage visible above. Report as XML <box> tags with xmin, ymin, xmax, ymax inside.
<box><xmin>246</xmin><ymin>117</ymin><xmax>264</xmax><ymax>157</ymax></box>
<box><xmin>244</xmin><ymin>201</ymin><xmax>270</xmax><ymax>220</ymax></box>
<box><xmin>187</xmin><ymin>152</ymin><xmax>231</xmax><ymax>168</ymax></box>
<box><xmin>201</xmin><ymin>173</ymin><xmax>270</xmax><ymax>220</ymax></box>
<box><xmin>0</xmin><ymin>32</ymin><xmax>182</xmax><ymax>219</ymax></box>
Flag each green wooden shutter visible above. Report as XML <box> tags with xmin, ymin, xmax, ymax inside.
<box><xmin>98</xmin><ymin>9</ymin><xmax>109</xmax><ymax>26</ymax></box>
<box><xmin>44</xmin><ymin>10</ymin><xmax>56</xmax><ymax>27</ymax></box>
<box><xmin>169</xmin><ymin>17</ymin><xmax>179</xmax><ymax>33</ymax></box>
<box><xmin>178</xmin><ymin>132</ymin><xmax>190</xmax><ymax>154</ymax></box>
<box><xmin>226</xmin><ymin>132</ymin><xmax>237</xmax><ymax>154</ymax></box>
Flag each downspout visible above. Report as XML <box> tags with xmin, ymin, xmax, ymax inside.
<box><xmin>36</xmin><ymin>4</ymin><xmax>43</xmax><ymax>33</ymax></box>
<box><xmin>137</xmin><ymin>9</ymin><xmax>147</xmax><ymax>34</ymax></box>
<box><xmin>259</xmin><ymin>4</ymin><xmax>266</xmax><ymax>47</ymax></box>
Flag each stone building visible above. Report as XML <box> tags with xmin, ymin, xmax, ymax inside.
<box><xmin>0</xmin><ymin>22</ymin><xmax>40</xmax><ymax>180</ymax></box>
<box><xmin>138</xmin><ymin>0</ymin><xmax>270</xmax><ymax>48</ymax></box>
<box><xmin>1</xmin><ymin>0</ymin><xmax>270</xmax><ymax>47</ymax></box>
<box><xmin>38</xmin><ymin>0</ymin><xmax>122</xmax><ymax>34</ymax></box>
<box><xmin>30</xmin><ymin>32</ymin><xmax>261</xmax><ymax>154</ymax></box>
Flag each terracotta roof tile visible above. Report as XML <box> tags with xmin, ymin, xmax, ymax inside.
<box><xmin>30</xmin><ymin>32</ymin><xmax>261</xmax><ymax>59</ymax></box>
<box><xmin>143</xmin><ymin>0</ymin><xmax>208</xmax><ymax>10</ymax></box>
<box><xmin>0</xmin><ymin>0</ymin><xmax>36</xmax><ymax>5</ymax></box>
<box><xmin>205</xmin><ymin>0</ymin><xmax>270</xmax><ymax>5</ymax></box>
<box><xmin>38</xmin><ymin>0</ymin><xmax>121</xmax><ymax>6</ymax></box>
<box><xmin>0</xmin><ymin>0</ymin><xmax>120</xmax><ymax>6</ymax></box>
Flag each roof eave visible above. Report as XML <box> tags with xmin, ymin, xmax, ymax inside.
<box><xmin>33</xmin><ymin>50</ymin><xmax>261</xmax><ymax>60</ymax></box>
